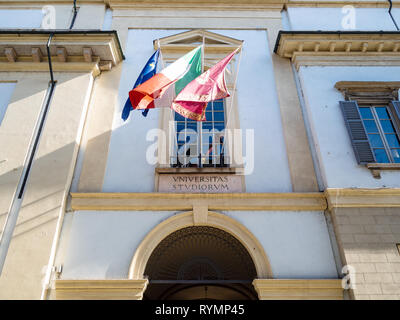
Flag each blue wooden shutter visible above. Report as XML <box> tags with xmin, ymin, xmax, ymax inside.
<box><xmin>339</xmin><ymin>101</ymin><xmax>375</xmax><ymax>164</ymax></box>
<box><xmin>391</xmin><ymin>101</ymin><xmax>400</xmax><ymax>123</ymax></box>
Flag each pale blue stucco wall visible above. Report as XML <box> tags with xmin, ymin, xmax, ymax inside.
<box><xmin>0</xmin><ymin>83</ymin><xmax>16</xmax><ymax>126</ymax></box>
<box><xmin>299</xmin><ymin>66</ymin><xmax>400</xmax><ymax>189</ymax></box>
<box><xmin>285</xmin><ymin>7</ymin><xmax>400</xmax><ymax>31</ymax></box>
<box><xmin>61</xmin><ymin>210</ymin><xmax>338</xmax><ymax>279</ymax></box>
<box><xmin>0</xmin><ymin>9</ymin><xmax>43</xmax><ymax>28</ymax></box>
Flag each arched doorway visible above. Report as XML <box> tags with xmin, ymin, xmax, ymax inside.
<box><xmin>143</xmin><ymin>226</ymin><xmax>258</xmax><ymax>300</ymax></box>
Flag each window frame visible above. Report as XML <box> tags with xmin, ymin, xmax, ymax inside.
<box><xmin>358</xmin><ymin>103</ymin><xmax>400</xmax><ymax>164</ymax></box>
<box><xmin>171</xmin><ymin>98</ymin><xmax>229</xmax><ymax>168</ymax></box>
<box><xmin>335</xmin><ymin>81</ymin><xmax>400</xmax><ymax>177</ymax></box>
<box><xmin>156</xmin><ymin>46</ymin><xmax>241</xmax><ymax>171</ymax></box>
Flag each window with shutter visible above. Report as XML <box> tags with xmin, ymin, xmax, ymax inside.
<box><xmin>339</xmin><ymin>101</ymin><xmax>376</xmax><ymax>164</ymax></box>
<box><xmin>336</xmin><ymin>82</ymin><xmax>400</xmax><ymax>169</ymax></box>
<box><xmin>340</xmin><ymin>100</ymin><xmax>400</xmax><ymax>164</ymax></box>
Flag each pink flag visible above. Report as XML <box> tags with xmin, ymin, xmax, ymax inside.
<box><xmin>171</xmin><ymin>48</ymin><xmax>239</xmax><ymax>121</ymax></box>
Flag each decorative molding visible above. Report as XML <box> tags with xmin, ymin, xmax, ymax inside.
<box><xmin>4</xmin><ymin>47</ymin><xmax>16</xmax><ymax>62</ymax></box>
<box><xmin>335</xmin><ymin>80</ymin><xmax>400</xmax><ymax>104</ymax></box>
<box><xmin>286</xmin><ymin>1</ymin><xmax>400</xmax><ymax>8</ymax></box>
<box><xmin>366</xmin><ymin>163</ymin><xmax>400</xmax><ymax>179</ymax></box>
<box><xmin>335</xmin><ymin>81</ymin><xmax>400</xmax><ymax>101</ymax></box>
<box><xmin>109</xmin><ymin>1</ymin><xmax>285</xmax><ymax>10</ymax></box>
<box><xmin>0</xmin><ymin>58</ymin><xmax>102</xmax><ymax>76</ymax></box>
<box><xmin>107</xmin><ymin>0</ymin><xmax>400</xmax><ymax>10</ymax></box>
<box><xmin>155</xmin><ymin>167</ymin><xmax>242</xmax><ymax>174</ymax></box>
<box><xmin>144</xmin><ymin>225</ymin><xmax>257</xmax><ymax>281</ymax></box>
<box><xmin>154</xmin><ymin>29</ymin><xmax>243</xmax><ymax>55</ymax></box>
<box><xmin>55</xmin><ymin>279</ymin><xmax>148</xmax><ymax>300</ymax></box>
<box><xmin>292</xmin><ymin>53</ymin><xmax>400</xmax><ymax>69</ymax></box>
<box><xmin>335</xmin><ymin>81</ymin><xmax>400</xmax><ymax>92</ymax></box>
<box><xmin>192</xmin><ymin>203</ymin><xmax>208</xmax><ymax>225</ymax></box>
<box><xmin>252</xmin><ymin>279</ymin><xmax>344</xmax><ymax>300</ymax></box>
<box><xmin>274</xmin><ymin>32</ymin><xmax>400</xmax><ymax>70</ymax></box>
<box><xmin>0</xmin><ymin>31</ymin><xmax>124</xmax><ymax>76</ymax></box>
<box><xmin>70</xmin><ymin>192</ymin><xmax>328</xmax><ymax>211</ymax></box>
<box><xmin>325</xmin><ymin>188</ymin><xmax>400</xmax><ymax>209</ymax></box>
<box><xmin>128</xmin><ymin>211</ymin><xmax>272</xmax><ymax>279</ymax></box>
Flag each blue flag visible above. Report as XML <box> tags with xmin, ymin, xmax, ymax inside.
<box><xmin>121</xmin><ymin>49</ymin><xmax>160</xmax><ymax>121</ymax></box>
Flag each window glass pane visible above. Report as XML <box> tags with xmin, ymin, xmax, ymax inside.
<box><xmin>392</xmin><ymin>149</ymin><xmax>400</xmax><ymax>163</ymax></box>
<box><xmin>214</xmin><ymin>112</ymin><xmax>225</xmax><ymax>122</ymax></box>
<box><xmin>359</xmin><ymin>108</ymin><xmax>373</xmax><ymax>119</ymax></box>
<box><xmin>176</xmin><ymin>135</ymin><xmax>185</xmax><ymax>143</ymax></box>
<box><xmin>380</xmin><ymin>120</ymin><xmax>395</xmax><ymax>133</ymax></box>
<box><xmin>203</xmin><ymin>135</ymin><xmax>213</xmax><ymax>144</ymax></box>
<box><xmin>175</xmin><ymin>112</ymin><xmax>185</xmax><ymax>121</ymax></box>
<box><xmin>176</xmin><ymin>122</ymin><xmax>185</xmax><ymax>132</ymax></box>
<box><xmin>202</xmin><ymin>144</ymin><xmax>213</xmax><ymax>154</ymax></box>
<box><xmin>186</xmin><ymin>131</ymin><xmax>198</xmax><ymax>143</ymax></box>
<box><xmin>213</xmin><ymin>100</ymin><xmax>224</xmax><ymax>111</ymax></box>
<box><xmin>373</xmin><ymin>149</ymin><xmax>390</xmax><ymax>163</ymax></box>
<box><xmin>375</xmin><ymin>107</ymin><xmax>389</xmax><ymax>119</ymax></box>
<box><xmin>386</xmin><ymin>134</ymin><xmax>400</xmax><ymax>148</ymax></box>
<box><xmin>173</xmin><ymin>98</ymin><xmax>226</xmax><ymax>167</ymax></box>
<box><xmin>187</xmin><ymin>122</ymin><xmax>197</xmax><ymax>132</ymax></box>
<box><xmin>214</xmin><ymin>123</ymin><xmax>225</xmax><ymax>131</ymax></box>
<box><xmin>202</xmin><ymin>122</ymin><xmax>213</xmax><ymax>130</ymax></box>
<box><xmin>368</xmin><ymin>134</ymin><xmax>384</xmax><ymax>148</ymax></box>
<box><xmin>363</xmin><ymin>120</ymin><xmax>379</xmax><ymax>133</ymax></box>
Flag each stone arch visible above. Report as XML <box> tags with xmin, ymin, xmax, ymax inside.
<box><xmin>128</xmin><ymin>210</ymin><xmax>272</xmax><ymax>280</ymax></box>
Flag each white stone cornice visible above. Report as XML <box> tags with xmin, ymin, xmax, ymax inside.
<box><xmin>69</xmin><ymin>192</ymin><xmax>328</xmax><ymax>211</ymax></box>
<box><xmin>325</xmin><ymin>188</ymin><xmax>400</xmax><ymax>209</ymax></box>
<box><xmin>275</xmin><ymin>31</ymin><xmax>400</xmax><ymax>69</ymax></box>
<box><xmin>0</xmin><ymin>30</ymin><xmax>124</xmax><ymax>76</ymax></box>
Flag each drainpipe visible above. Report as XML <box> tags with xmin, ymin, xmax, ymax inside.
<box><xmin>18</xmin><ymin>34</ymin><xmax>56</xmax><ymax>199</ymax></box>
<box><xmin>69</xmin><ymin>0</ymin><xmax>78</xmax><ymax>30</ymax></box>
<box><xmin>388</xmin><ymin>0</ymin><xmax>400</xmax><ymax>31</ymax></box>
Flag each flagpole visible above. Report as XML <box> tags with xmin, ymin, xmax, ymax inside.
<box><xmin>222</xmin><ymin>44</ymin><xmax>243</xmax><ymax>167</ymax></box>
<box><xmin>198</xmin><ymin>34</ymin><xmax>206</xmax><ymax>167</ymax></box>
<box><xmin>157</xmin><ymin>39</ymin><xmax>175</xmax><ymax>165</ymax></box>
<box><xmin>156</xmin><ymin>39</ymin><xmax>165</xmax><ymax>69</ymax></box>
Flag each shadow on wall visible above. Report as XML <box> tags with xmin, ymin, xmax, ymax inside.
<box><xmin>0</xmin><ymin>73</ymin><xmax>100</xmax><ymax>243</ymax></box>
<box><xmin>0</xmin><ymin>142</ymin><xmax>77</xmax><ymax>240</ymax></box>
<box><xmin>0</xmin><ymin>129</ymin><xmax>113</xmax><ymax>242</ymax></box>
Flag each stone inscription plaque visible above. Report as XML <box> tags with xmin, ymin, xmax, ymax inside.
<box><xmin>158</xmin><ymin>174</ymin><xmax>243</xmax><ymax>193</ymax></box>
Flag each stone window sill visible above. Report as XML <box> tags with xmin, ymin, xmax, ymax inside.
<box><xmin>366</xmin><ymin>163</ymin><xmax>400</xmax><ymax>179</ymax></box>
<box><xmin>155</xmin><ymin>167</ymin><xmax>243</xmax><ymax>174</ymax></box>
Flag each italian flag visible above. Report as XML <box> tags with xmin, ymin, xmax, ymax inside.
<box><xmin>129</xmin><ymin>46</ymin><xmax>202</xmax><ymax>110</ymax></box>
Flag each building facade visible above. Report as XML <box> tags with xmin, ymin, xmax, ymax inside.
<box><xmin>0</xmin><ymin>0</ymin><xmax>399</xmax><ymax>300</ymax></box>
